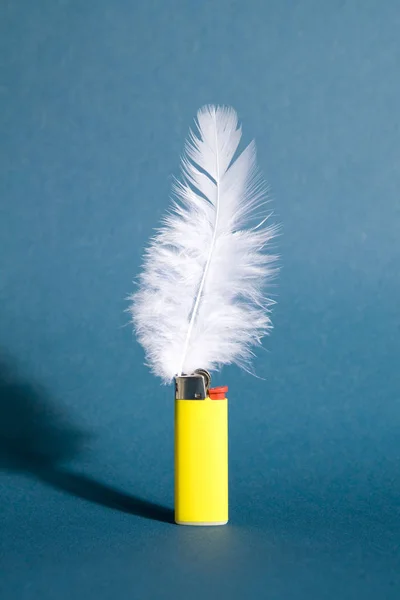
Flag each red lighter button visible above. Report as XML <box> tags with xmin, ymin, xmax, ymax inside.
<box><xmin>209</xmin><ymin>386</ymin><xmax>228</xmax><ymax>400</ymax></box>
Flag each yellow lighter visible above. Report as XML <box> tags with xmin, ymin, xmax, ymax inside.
<box><xmin>174</xmin><ymin>370</ymin><xmax>228</xmax><ymax>526</ymax></box>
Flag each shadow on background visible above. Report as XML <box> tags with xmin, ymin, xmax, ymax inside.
<box><xmin>0</xmin><ymin>356</ymin><xmax>173</xmax><ymax>524</ymax></box>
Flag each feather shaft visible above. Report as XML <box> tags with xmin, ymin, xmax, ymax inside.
<box><xmin>177</xmin><ymin>108</ymin><xmax>221</xmax><ymax>375</ymax></box>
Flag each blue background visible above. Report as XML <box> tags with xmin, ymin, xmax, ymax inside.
<box><xmin>1</xmin><ymin>1</ymin><xmax>400</xmax><ymax>598</ymax></box>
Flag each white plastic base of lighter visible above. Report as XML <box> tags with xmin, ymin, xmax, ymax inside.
<box><xmin>175</xmin><ymin>520</ymin><xmax>228</xmax><ymax>526</ymax></box>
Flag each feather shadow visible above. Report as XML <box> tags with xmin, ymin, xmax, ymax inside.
<box><xmin>0</xmin><ymin>356</ymin><xmax>173</xmax><ymax>524</ymax></box>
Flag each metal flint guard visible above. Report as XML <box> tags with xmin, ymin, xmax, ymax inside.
<box><xmin>175</xmin><ymin>369</ymin><xmax>211</xmax><ymax>400</ymax></box>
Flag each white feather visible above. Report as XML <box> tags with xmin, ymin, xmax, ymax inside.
<box><xmin>129</xmin><ymin>105</ymin><xmax>278</xmax><ymax>383</ymax></box>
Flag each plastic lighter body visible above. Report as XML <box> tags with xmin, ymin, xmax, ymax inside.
<box><xmin>174</xmin><ymin>373</ymin><xmax>228</xmax><ymax>526</ymax></box>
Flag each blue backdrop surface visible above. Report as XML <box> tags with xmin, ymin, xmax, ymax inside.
<box><xmin>1</xmin><ymin>1</ymin><xmax>400</xmax><ymax>598</ymax></box>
